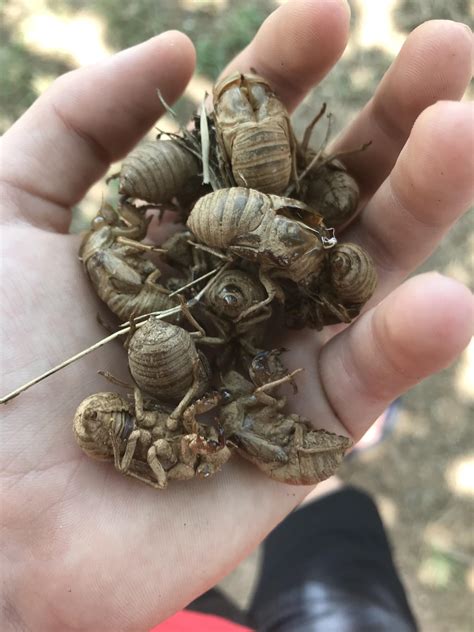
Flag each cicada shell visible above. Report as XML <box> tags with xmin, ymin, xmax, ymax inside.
<box><xmin>234</xmin><ymin>420</ymin><xmax>353</xmax><ymax>485</ymax></box>
<box><xmin>283</xmin><ymin>242</ymin><xmax>377</xmax><ymax>329</ymax></box>
<box><xmin>302</xmin><ymin>155</ymin><xmax>360</xmax><ymax>229</ymax></box>
<box><xmin>127</xmin><ymin>317</ymin><xmax>210</xmax><ymax>402</ymax></box>
<box><xmin>79</xmin><ymin>201</ymin><xmax>150</xmax><ymax>262</ymax></box>
<box><xmin>119</xmin><ymin>139</ymin><xmax>202</xmax><ymax>206</ymax></box>
<box><xmin>217</xmin><ymin>370</ymin><xmax>352</xmax><ymax>485</ymax></box>
<box><xmin>187</xmin><ymin>187</ymin><xmax>334</xmax><ymax>284</ymax></box>
<box><xmin>200</xmin><ymin>268</ymin><xmax>271</xmax><ymax>370</ymax></box>
<box><xmin>206</xmin><ymin>269</ymin><xmax>268</xmax><ymax>321</ymax></box>
<box><xmin>79</xmin><ymin>202</ymin><xmax>178</xmax><ymax>321</ymax></box>
<box><xmin>328</xmin><ymin>242</ymin><xmax>377</xmax><ymax>304</ymax></box>
<box><xmin>213</xmin><ymin>72</ymin><xmax>295</xmax><ymax>194</ymax></box>
<box><xmin>73</xmin><ymin>391</ymin><xmax>230</xmax><ymax>489</ymax></box>
<box><xmin>73</xmin><ymin>392</ymin><xmax>133</xmax><ymax>461</ymax></box>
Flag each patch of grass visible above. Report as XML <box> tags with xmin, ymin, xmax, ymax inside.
<box><xmin>46</xmin><ymin>0</ymin><xmax>274</xmax><ymax>78</ymax></box>
<box><xmin>191</xmin><ymin>2</ymin><xmax>274</xmax><ymax>78</ymax></box>
<box><xmin>2</xmin><ymin>0</ymin><xmax>274</xmax><ymax>132</ymax></box>
<box><xmin>393</xmin><ymin>0</ymin><xmax>471</xmax><ymax>33</ymax></box>
<box><xmin>419</xmin><ymin>547</ymin><xmax>467</xmax><ymax>589</ymax></box>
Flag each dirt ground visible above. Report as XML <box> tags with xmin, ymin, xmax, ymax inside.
<box><xmin>3</xmin><ymin>1</ymin><xmax>473</xmax><ymax>630</ymax></box>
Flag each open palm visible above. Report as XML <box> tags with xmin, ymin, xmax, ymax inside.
<box><xmin>1</xmin><ymin>2</ymin><xmax>472</xmax><ymax>630</ymax></box>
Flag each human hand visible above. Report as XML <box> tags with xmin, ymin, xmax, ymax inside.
<box><xmin>1</xmin><ymin>2</ymin><xmax>472</xmax><ymax>630</ymax></box>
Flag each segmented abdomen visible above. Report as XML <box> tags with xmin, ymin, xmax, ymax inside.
<box><xmin>120</xmin><ymin>140</ymin><xmax>199</xmax><ymax>203</ymax></box>
<box><xmin>187</xmin><ymin>187</ymin><xmax>267</xmax><ymax>248</ymax></box>
<box><xmin>328</xmin><ymin>243</ymin><xmax>377</xmax><ymax>303</ymax></box>
<box><xmin>232</xmin><ymin>125</ymin><xmax>292</xmax><ymax>194</ymax></box>
<box><xmin>108</xmin><ymin>289</ymin><xmax>177</xmax><ymax>322</ymax></box>
<box><xmin>128</xmin><ymin>319</ymin><xmax>197</xmax><ymax>400</ymax></box>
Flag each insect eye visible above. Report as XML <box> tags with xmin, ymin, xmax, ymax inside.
<box><xmin>91</xmin><ymin>216</ymin><xmax>107</xmax><ymax>230</ymax></box>
<box><xmin>216</xmin><ymin>284</ymin><xmax>246</xmax><ymax>316</ymax></box>
<box><xmin>220</xmin><ymin>284</ymin><xmax>243</xmax><ymax>304</ymax></box>
<box><xmin>223</xmin><ymin>294</ymin><xmax>239</xmax><ymax>306</ymax></box>
<box><xmin>220</xmin><ymin>388</ymin><xmax>233</xmax><ymax>403</ymax></box>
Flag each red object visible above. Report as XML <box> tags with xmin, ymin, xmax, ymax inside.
<box><xmin>151</xmin><ymin>610</ymin><xmax>253</xmax><ymax>631</ymax></box>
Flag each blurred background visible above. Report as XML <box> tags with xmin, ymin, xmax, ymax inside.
<box><xmin>2</xmin><ymin>1</ymin><xmax>472</xmax><ymax>630</ymax></box>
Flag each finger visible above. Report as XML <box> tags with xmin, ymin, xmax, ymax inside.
<box><xmin>222</xmin><ymin>0</ymin><xmax>351</xmax><ymax>111</ymax></box>
<box><xmin>317</xmin><ymin>273</ymin><xmax>473</xmax><ymax>441</ymax></box>
<box><xmin>333</xmin><ymin>20</ymin><xmax>472</xmax><ymax>202</ymax></box>
<box><xmin>0</xmin><ymin>31</ymin><xmax>195</xmax><ymax>216</ymax></box>
<box><xmin>344</xmin><ymin>100</ymin><xmax>474</xmax><ymax>303</ymax></box>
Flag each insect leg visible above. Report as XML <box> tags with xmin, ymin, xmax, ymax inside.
<box><xmin>253</xmin><ymin>369</ymin><xmax>303</xmax><ymax>408</ymax></box>
<box><xmin>121</xmin><ymin>469</ymin><xmax>167</xmax><ymax>490</ymax></box>
<box><xmin>115</xmin><ymin>236</ymin><xmax>166</xmax><ymax>253</ymax></box>
<box><xmin>300</xmin><ymin>103</ymin><xmax>327</xmax><ymax>157</ymax></box>
<box><xmin>166</xmin><ymin>360</ymin><xmax>207</xmax><ymax>430</ymax></box>
<box><xmin>316</xmin><ymin>141</ymin><xmax>372</xmax><ymax>172</ymax></box>
<box><xmin>317</xmin><ymin>294</ymin><xmax>352</xmax><ymax>323</ymax></box>
<box><xmin>178</xmin><ymin>299</ymin><xmax>206</xmax><ymax>336</ymax></box>
<box><xmin>182</xmin><ymin>391</ymin><xmax>221</xmax><ymax>433</ymax></box>
<box><xmin>178</xmin><ymin>300</ymin><xmax>226</xmax><ymax>345</ymax></box>
<box><xmin>234</xmin><ymin>305</ymin><xmax>272</xmax><ymax>331</ymax></box>
<box><xmin>187</xmin><ymin>241</ymin><xmax>231</xmax><ymax>261</ymax></box>
<box><xmin>196</xmin><ymin>446</ymin><xmax>232</xmax><ymax>479</ymax></box>
<box><xmin>123</xmin><ymin>312</ymin><xmax>139</xmax><ymax>349</ymax></box>
<box><xmin>98</xmin><ymin>370</ymin><xmax>134</xmax><ymax>390</ymax></box>
<box><xmin>234</xmin><ymin>269</ymin><xmax>280</xmax><ymax>322</ymax></box>
<box><xmin>133</xmin><ymin>387</ymin><xmax>145</xmax><ymax>422</ymax></box>
<box><xmin>146</xmin><ymin>440</ymin><xmax>172</xmax><ymax>488</ymax></box>
<box><xmin>111</xmin><ymin>429</ymin><xmax>140</xmax><ymax>473</ymax></box>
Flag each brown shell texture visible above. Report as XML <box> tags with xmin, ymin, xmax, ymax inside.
<box><xmin>304</xmin><ymin>159</ymin><xmax>359</xmax><ymax>228</ymax></box>
<box><xmin>120</xmin><ymin>139</ymin><xmax>199</xmax><ymax>203</ymax></box>
<box><xmin>329</xmin><ymin>242</ymin><xmax>377</xmax><ymax>303</ymax></box>
<box><xmin>207</xmin><ymin>269</ymin><xmax>266</xmax><ymax>319</ymax></box>
<box><xmin>83</xmin><ymin>242</ymin><xmax>177</xmax><ymax>322</ymax></box>
<box><xmin>187</xmin><ymin>187</ymin><xmax>267</xmax><ymax>248</ymax></box>
<box><xmin>213</xmin><ymin>72</ymin><xmax>293</xmax><ymax>194</ymax></box>
<box><xmin>128</xmin><ymin>317</ymin><xmax>200</xmax><ymax>401</ymax></box>
<box><xmin>71</xmin><ymin>70</ymin><xmax>378</xmax><ymax>490</ymax></box>
<box><xmin>236</xmin><ymin>423</ymin><xmax>353</xmax><ymax>485</ymax></box>
<box><xmin>106</xmin><ymin>283</ymin><xmax>178</xmax><ymax>323</ymax></box>
<box><xmin>187</xmin><ymin>187</ymin><xmax>329</xmax><ymax>285</ymax></box>
<box><xmin>73</xmin><ymin>392</ymin><xmax>130</xmax><ymax>460</ymax></box>
<box><xmin>230</xmin><ymin>123</ymin><xmax>292</xmax><ymax>194</ymax></box>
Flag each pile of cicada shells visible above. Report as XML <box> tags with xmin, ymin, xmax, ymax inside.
<box><xmin>74</xmin><ymin>72</ymin><xmax>377</xmax><ymax>489</ymax></box>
